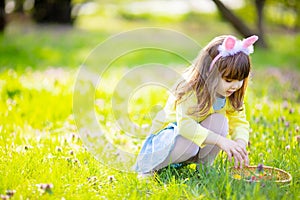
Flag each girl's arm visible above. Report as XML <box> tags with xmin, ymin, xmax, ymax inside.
<box><xmin>204</xmin><ymin>131</ymin><xmax>249</xmax><ymax>168</ymax></box>
<box><xmin>226</xmin><ymin>103</ymin><xmax>250</xmax><ymax>145</ymax></box>
<box><xmin>225</xmin><ymin>103</ymin><xmax>250</xmax><ymax>167</ymax></box>
<box><xmin>175</xmin><ymin>95</ymin><xmax>211</xmax><ymax>148</ymax></box>
<box><xmin>150</xmin><ymin>94</ymin><xmax>211</xmax><ymax>148</ymax></box>
<box><xmin>175</xmin><ymin>95</ymin><xmax>249</xmax><ymax>167</ymax></box>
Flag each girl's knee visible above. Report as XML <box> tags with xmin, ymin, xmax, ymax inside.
<box><xmin>201</xmin><ymin>113</ymin><xmax>228</xmax><ymax>137</ymax></box>
<box><xmin>172</xmin><ymin>136</ymin><xmax>199</xmax><ymax>162</ymax></box>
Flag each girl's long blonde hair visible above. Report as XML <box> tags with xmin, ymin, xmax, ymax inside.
<box><xmin>175</xmin><ymin>35</ymin><xmax>251</xmax><ymax>118</ymax></box>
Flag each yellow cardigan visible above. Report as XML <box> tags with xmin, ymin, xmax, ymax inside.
<box><xmin>149</xmin><ymin>93</ymin><xmax>250</xmax><ymax>148</ymax></box>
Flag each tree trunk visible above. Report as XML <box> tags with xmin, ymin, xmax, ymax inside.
<box><xmin>212</xmin><ymin>0</ymin><xmax>267</xmax><ymax>48</ymax></box>
<box><xmin>15</xmin><ymin>0</ymin><xmax>24</xmax><ymax>13</ymax></box>
<box><xmin>293</xmin><ymin>4</ymin><xmax>300</xmax><ymax>31</ymax></box>
<box><xmin>0</xmin><ymin>0</ymin><xmax>5</xmax><ymax>32</ymax></box>
<box><xmin>212</xmin><ymin>0</ymin><xmax>254</xmax><ymax>37</ymax></box>
<box><xmin>255</xmin><ymin>0</ymin><xmax>267</xmax><ymax>48</ymax></box>
<box><xmin>33</xmin><ymin>0</ymin><xmax>73</xmax><ymax>24</ymax></box>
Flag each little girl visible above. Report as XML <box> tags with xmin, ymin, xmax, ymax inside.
<box><xmin>134</xmin><ymin>35</ymin><xmax>259</xmax><ymax>175</ymax></box>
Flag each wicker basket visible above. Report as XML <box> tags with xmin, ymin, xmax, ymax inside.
<box><xmin>230</xmin><ymin>165</ymin><xmax>292</xmax><ymax>184</ymax></box>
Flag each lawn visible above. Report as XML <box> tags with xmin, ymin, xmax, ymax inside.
<box><xmin>0</xmin><ymin>14</ymin><xmax>299</xmax><ymax>199</ymax></box>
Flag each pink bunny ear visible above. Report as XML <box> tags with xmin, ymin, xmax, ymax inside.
<box><xmin>242</xmin><ymin>35</ymin><xmax>259</xmax><ymax>48</ymax></box>
<box><xmin>224</xmin><ymin>36</ymin><xmax>236</xmax><ymax>50</ymax></box>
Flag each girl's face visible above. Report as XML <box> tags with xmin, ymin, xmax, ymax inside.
<box><xmin>216</xmin><ymin>78</ymin><xmax>244</xmax><ymax>97</ymax></box>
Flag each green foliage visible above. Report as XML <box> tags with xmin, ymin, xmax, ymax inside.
<box><xmin>265</xmin><ymin>0</ymin><xmax>300</xmax><ymax>29</ymax></box>
<box><xmin>0</xmin><ymin>16</ymin><xmax>299</xmax><ymax>199</ymax></box>
<box><xmin>0</xmin><ymin>63</ymin><xmax>299</xmax><ymax>199</ymax></box>
<box><xmin>251</xmin><ymin>34</ymin><xmax>300</xmax><ymax>70</ymax></box>
<box><xmin>0</xmin><ymin>28</ymin><xmax>108</xmax><ymax>70</ymax></box>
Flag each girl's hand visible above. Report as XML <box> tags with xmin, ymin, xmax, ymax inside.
<box><xmin>235</xmin><ymin>139</ymin><xmax>249</xmax><ymax>167</ymax></box>
<box><xmin>217</xmin><ymin>137</ymin><xmax>249</xmax><ymax>168</ymax></box>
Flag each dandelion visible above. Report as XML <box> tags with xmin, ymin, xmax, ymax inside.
<box><xmin>87</xmin><ymin>176</ymin><xmax>98</xmax><ymax>182</ymax></box>
<box><xmin>56</xmin><ymin>146</ymin><xmax>62</xmax><ymax>152</ymax></box>
<box><xmin>279</xmin><ymin>116</ymin><xmax>285</xmax><ymax>123</ymax></box>
<box><xmin>189</xmin><ymin>163</ymin><xmax>197</xmax><ymax>170</ymax></box>
<box><xmin>295</xmin><ymin>135</ymin><xmax>300</xmax><ymax>143</ymax></box>
<box><xmin>71</xmin><ymin>133</ymin><xmax>77</xmax><ymax>141</ymax></box>
<box><xmin>37</xmin><ymin>183</ymin><xmax>53</xmax><ymax>194</ymax></box>
<box><xmin>24</xmin><ymin>145</ymin><xmax>33</xmax><ymax>150</ymax></box>
<box><xmin>233</xmin><ymin>174</ymin><xmax>242</xmax><ymax>180</ymax></box>
<box><xmin>5</xmin><ymin>190</ymin><xmax>16</xmax><ymax>198</ymax></box>
<box><xmin>289</xmin><ymin>108</ymin><xmax>295</xmax><ymax>114</ymax></box>
<box><xmin>108</xmin><ymin>175</ymin><xmax>116</xmax><ymax>183</ymax></box>
<box><xmin>87</xmin><ymin>176</ymin><xmax>98</xmax><ymax>186</ymax></box>
<box><xmin>69</xmin><ymin>150</ymin><xmax>74</xmax><ymax>155</ymax></box>
<box><xmin>285</xmin><ymin>145</ymin><xmax>290</xmax><ymax>151</ymax></box>
<box><xmin>73</xmin><ymin>158</ymin><xmax>79</xmax><ymax>164</ymax></box>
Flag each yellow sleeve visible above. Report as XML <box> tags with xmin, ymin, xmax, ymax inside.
<box><xmin>148</xmin><ymin>95</ymin><xmax>176</xmax><ymax>135</ymax></box>
<box><xmin>175</xmin><ymin>94</ymin><xmax>209</xmax><ymax>148</ymax></box>
<box><xmin>226</xmin><ymin>102</ymin><xmax>250</xmax><ymax>144</ymax></box>
<box><xmin>150</xmin><ymin>94</ymin><xmax>209</xmax><ymax>147</ymax></box>
<box><xmin>148</xmin><ymin>109</ymin><xmax>169</xmax><ymax>135</ymax></box>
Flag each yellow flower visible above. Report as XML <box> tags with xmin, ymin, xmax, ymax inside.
<box><xmin>189</xmin><ymin>163</ymin><xmax>197</xmax><ymax>170</ymax></box>
<box><xmin>233</xmin><ymin>174</ymin><xmax>242</xmax><ymax>180</ymax></box>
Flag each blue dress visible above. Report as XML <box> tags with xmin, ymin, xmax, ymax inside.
<box><xmin>133</xmin><ymin>97</ymin><xmax>226</xmax><ymax>173</ymax></box>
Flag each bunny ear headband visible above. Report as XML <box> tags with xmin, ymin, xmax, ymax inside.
<box><xmin>209</xmin><ymin>35</ymin><xmax>259</xmax><ymax>72</ymax></box>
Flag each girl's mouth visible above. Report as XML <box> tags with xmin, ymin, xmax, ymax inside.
<box><xmin>226</xmin><ymin>90</ymin><xmax>235</xmax><ymax>95</ymax></box>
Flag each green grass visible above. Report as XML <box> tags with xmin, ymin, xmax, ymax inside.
<box><xmin>1</xmin><ymin>65</ymin><xmax>299</xmax><ymax>199</ymax></box>
<box><xmin>0</xmin><ymin>14</ymin><xmax>300</xmax><ymax>199</ymax></box>
<box><xmin>0</xmin><ymin>27</ymin><xmax>107</xmax><ymax>71</ymax></box>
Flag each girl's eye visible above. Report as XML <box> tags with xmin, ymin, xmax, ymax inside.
<box><xmin>225</xmin><ymin>79</ymin><xmax>232</xmax><ymax>83</ymax></box>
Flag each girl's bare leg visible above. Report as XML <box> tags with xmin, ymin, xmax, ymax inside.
<box><xmin>198</xmin><ymin>113</ymin><xmax>228</xmax><ymax>165</ymax></box>
<box><xmin>153</xmin><ymin>135</ymin><xmax>199</xmax><ymax>171</ymax></box>
<box><xmin>152</xmin><ymin>113</ymin><xmax>228</xmax><ymax>171</ymax></box>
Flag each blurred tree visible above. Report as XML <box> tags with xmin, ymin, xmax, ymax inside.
<box><xmin>0</xmin><ymin>0</ymin><xmax>5</xmax><ymax>32</ymax></box>
<box><xmin>276</xmin><ymin>0</ymin><xmax>300</xmax><ymax>30</ymax></box>
<box><xmin>255</xmin><ymin>0</ymin><xmax>267</xmax><ymax>48</ymax></box>
<box><xmin>32</xmin><ymin>0</ymin><xmax>73</xmax><ymax>24</ymax></box>
<box><xmin>15</xmin><ymin>0</ymin><xmax>24</xmax><ymax>13</ymax></box>
<box><xmin>291</xmin><ymin>2</ymin><xmax>300</xmax><ymax>30</ymax></box>
<box><xmin>212</xmin><ymin>0</ymin><xmax>267</xmax><ymax>48</ymax></box>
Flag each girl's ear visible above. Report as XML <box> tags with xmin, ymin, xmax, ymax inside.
<box><xmin>242</xmin><ymin>35</ymin><xmax>259</xmax><ymax>48</ymax></box>
<box><xmin>224</xmin><ymin>36</ymin><xmax>236</xmax><ymax>50</ymax></box>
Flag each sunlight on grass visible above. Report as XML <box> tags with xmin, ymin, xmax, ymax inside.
<box><xmin>0</xmin><ymin>9</ymin><xmax>299</xmax><ymax>198</ymax></box>
<box><xmin>0</xmin><ymin>65</ymin><xmax>299</xmax><ymax>199</ymax></box>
